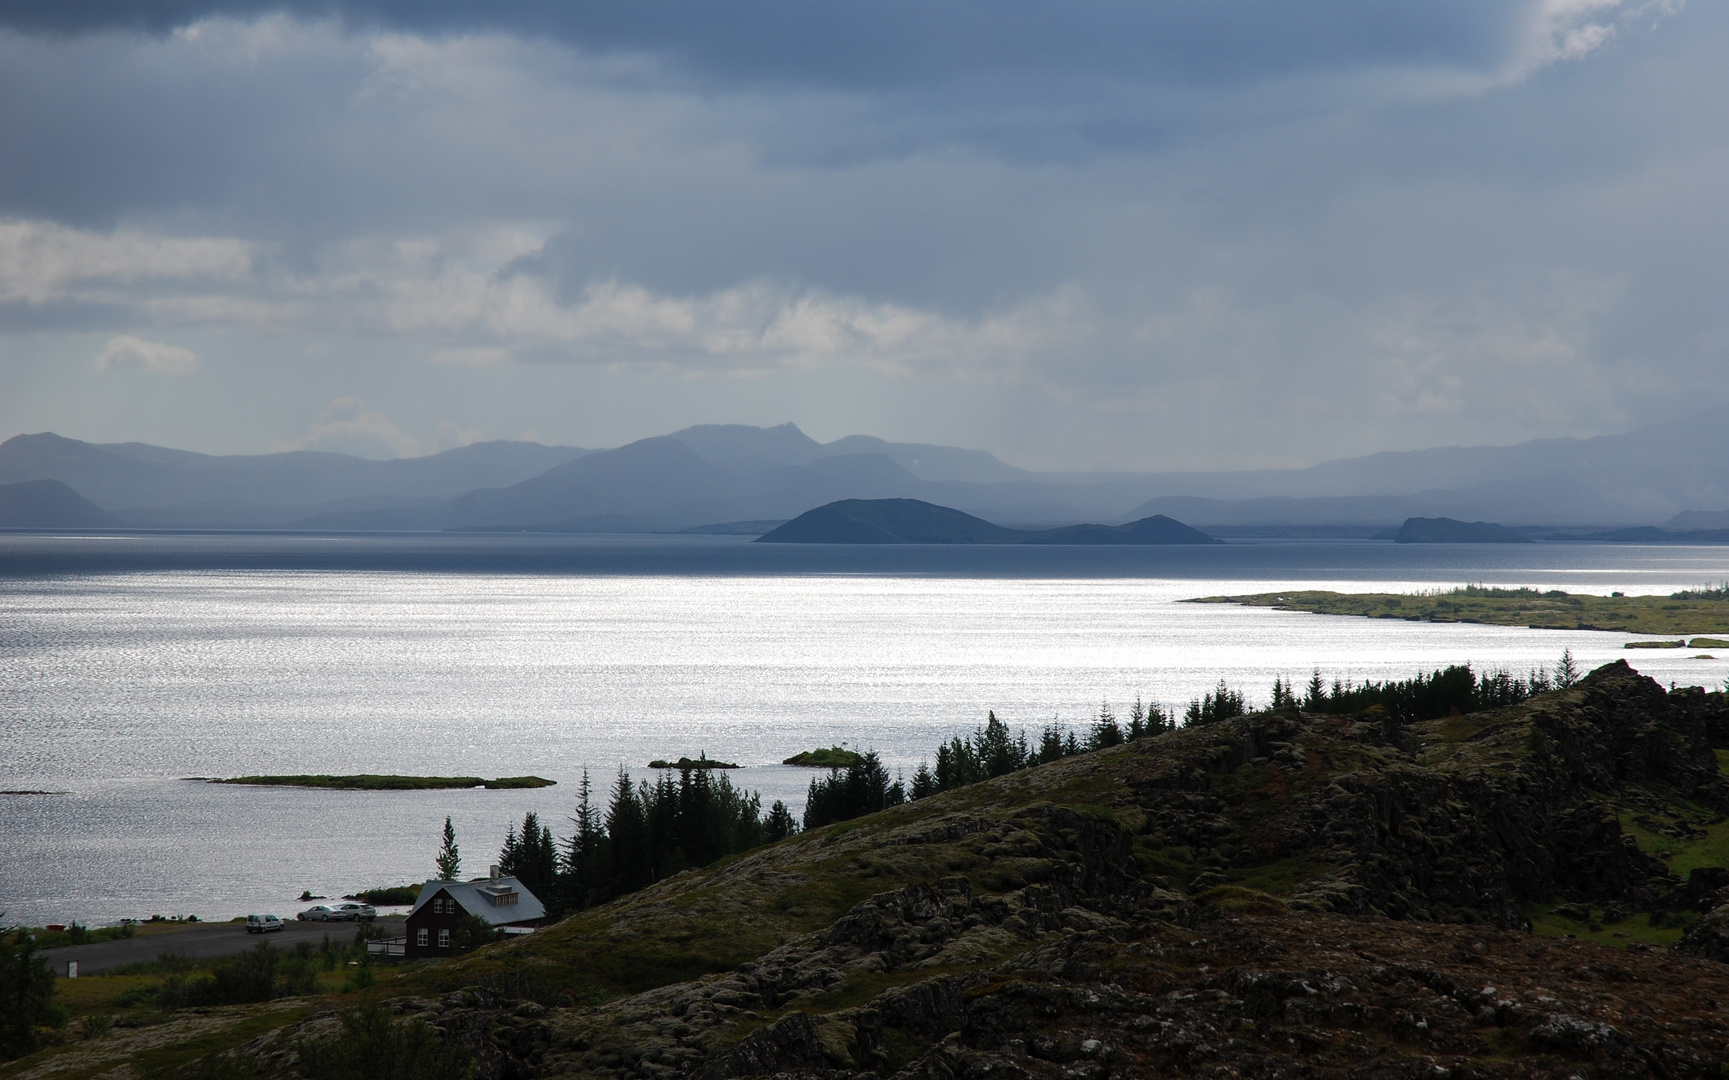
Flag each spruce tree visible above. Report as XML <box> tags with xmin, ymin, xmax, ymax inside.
<box><xmin>765</xmin><ymin>800</ymin><xmax>798</xmax><ymax>841</ymax></box>
<box><xmin>435</xmin><ymin>817</ymin><xmax>461</xmax><ymax>881</ymax></box>
<box><xmin>1555</xmin><ymin>648</ymin><xmax>1580</xmax><ymax>689</ymax></box>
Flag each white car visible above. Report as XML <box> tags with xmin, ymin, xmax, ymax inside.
<box><xmin>296</xmin><ymin>904</ymin><xmax>344</xmax><ymax>921</ymax></box>
<box><xmin>246</xmin><ymin>914</ymin><xmax>284</xmax><ymax>933</ymax></box>
<box><xmin>332</xmin><ymin>902</ymin><xmax>376</xmax><ymax>921</ymax></box>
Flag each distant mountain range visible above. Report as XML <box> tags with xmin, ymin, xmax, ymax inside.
<box><xmin>757</xmin><ymin>499</ymin><xmax>1220</xmax><ymax>545</ymax></box>
<box><xmin>1</xmin><ymin>405</ymin><xmax>1726</xmax><ymax>532</ymax></box>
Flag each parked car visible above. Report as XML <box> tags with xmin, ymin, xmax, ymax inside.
<box><xmin>296</xmin><ymin>904</ymin><xmax>344</xmax><ymax>921</ymax></box>
<box><xmin>333</xmin><ymin>902</ymin><xmax>376</xmax><ymax>921</ymax></box>
<box><xmin>246</xmin><ymin>914</ymin><xmax>284</xmax><ymax>933</ymax></box>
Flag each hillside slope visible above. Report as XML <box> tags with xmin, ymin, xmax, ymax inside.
<box><xmin>79</xmin><ymin>661</ymin><xmax>1728</xmax><ymax>1080</ymax></box>
<box><xmin>0</xmin><ymin>479</ymin><xmax>119</xmax><ymax>528</ymax></box>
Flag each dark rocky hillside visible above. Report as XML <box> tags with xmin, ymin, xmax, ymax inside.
<box><xmin>57</xmin><ymin>663</ymin><xmax>1729</xmax><ymax>1079</ymax></box>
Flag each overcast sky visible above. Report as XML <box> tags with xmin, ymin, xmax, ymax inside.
<box><xmin>0</xmin><ymin>0</ymin><xmax>1723</xmax><ymax>469</ymax></box>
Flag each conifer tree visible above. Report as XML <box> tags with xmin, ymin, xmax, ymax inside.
<box><xmin>765</xmin><ymin>800</ymin><xmax>799</xmax><ymax>842</ymax></box>
<box><xmin>1089</xmin><ymin>702</ymin><xmax>1123</xmax><ymax>749</ymax></box>
<box><xmin>565</xmin><ymin>771</ymin><xmax>606</xmax><ymax>909</ymax></box>
<box><xmin>435</xmin><ymin>817</ymin><xmax>461</xmax><ymax>881</ymax></box>
<box><xmin>1554</xmin><ymin>648</ymin><xmax>1580</xmax><ymax>689</ymax></box>
<box><xmin>1305</xmin><ymin>670</ymin><xmax>1326</xmax><ymax>711</ymax></box>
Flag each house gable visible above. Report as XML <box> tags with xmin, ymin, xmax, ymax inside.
<box><xmin>403</xmin><ymin>872</ymin><xmax>546</xmax><ymax>960</ymax></box>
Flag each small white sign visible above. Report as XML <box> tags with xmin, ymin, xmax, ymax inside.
<box><xmin>67</xmin><ymin>960</ymin><xmax>78</xmax><ymax>979</ymax></box>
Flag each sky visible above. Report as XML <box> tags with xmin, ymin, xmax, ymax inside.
<box><xmin>0</xmin><ymin>0</ymin><xmax>1724</xmax><ymax>470</ymax></box>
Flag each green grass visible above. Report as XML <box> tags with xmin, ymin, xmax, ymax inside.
<box><xmin>1228</xmin><ymin>856</ymin><xmax>1341</xmax><ymax>897</ymax></box>
<box><xmin>211</xmin><ymin>774</ymin><xmax>555</xmax><ymax>790</ymax></box>
<box><xmin>130</xmin><ymin>1007</ymin><xmax>311</xmax><ymax>1079</ymax></box>
<box><xmin>1525</xmin><ymin>902</ymin><xmax>1687</xmax><ymax>949</ymax></box>
<box><xmin>20</xmin><ymin>923</ymin><xmax>135</xmax><ymax>949</ymax></box>
<box><xmin>1615</xmin><ymin>805</ymin><xmax>1729</xmax><ymax>880</ymax></box>
<box><xmin>1191</xmin><ymin>588</ymin><xmax>1729</xmax><ymax>635</ymax></box>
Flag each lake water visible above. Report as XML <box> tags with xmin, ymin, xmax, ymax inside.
<box><xmin>2</xmin><ymin>534</ymin><xmax>1726</xmax><ymax>927</ymax></box>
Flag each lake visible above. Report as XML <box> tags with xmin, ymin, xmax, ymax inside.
<box><xmin>2</xmin><ymin>533</ymin><xmax>1726</xmax><ymax>926</ymax></box>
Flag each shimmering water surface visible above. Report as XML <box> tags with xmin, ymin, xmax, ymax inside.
<box><xmin>2</xmin><ymin>534</ymin><xmax>1726</xmax><ymax>925</ymax></box>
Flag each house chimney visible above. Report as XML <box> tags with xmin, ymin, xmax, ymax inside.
<box><xmin>489</xmin><ymin>864</ymin><xmax>500</xmax><ymax>885</ymax></box>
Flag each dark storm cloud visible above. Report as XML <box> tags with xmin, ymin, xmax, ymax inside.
<box><xmin>2</xmin><ymin>1</ymin><xmax>1513</xmax><ymax>89</ymax></box>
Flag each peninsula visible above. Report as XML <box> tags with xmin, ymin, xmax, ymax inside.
<box><xmin>756</xmin><ymin>498</ymin><xmax>1220</xmax><ymax>544</ymax></box>
<box><xmin>210</xmin><ymin>774</ymin><xmax>555</xmax><ymax>790</ymax></box>
<box><xmin>1192</xmin><ymin>584</ymin><xmax>1729</xmax><ymax>636</ymax></box>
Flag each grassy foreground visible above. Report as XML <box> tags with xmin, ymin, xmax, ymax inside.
<box><xmin>12</xmin><ymin>664</ymin><xmax>1729</xmax><ymax>1079</ymax></box>
<box><xmin>211</xmin><ymin>774</ymin><xmax>555</xmax><ymax>790</ymax></box>
<box><xmin>1191</xmin><ymin>584</ymin><xmax>1729</xmax><ymax>635</ymax></box>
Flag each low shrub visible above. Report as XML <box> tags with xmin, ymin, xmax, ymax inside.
<box><xmin>296</xmin><ymin>1003</ymin><xmax>476</xmax><ymax>1080</ymax></box>
<box><xmin>0</xmin><ymin>922</ymin><xmax>65</xmax><ymax>1060</ymax></box>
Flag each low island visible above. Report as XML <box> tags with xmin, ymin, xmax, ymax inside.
<box><xmin>211</xmin><ymin>774</ymin><xmax>556</xmax><ymax>790</ymax></box>
<box><xmin>756</xmin><ymin>498</ymin><xmax>1221</xmax><ymax>545</ymax></box>
<box><xmin>1192</xmin><ymin>584</ymin><xmax>1729</xmax><ymax>636</ymax></box>
<box><xmin>647</xmin><ymin>755</ymin><xmax>738</xmax><ymax>770</ymax></box>
<box><xmin>782</xmin><ymin>747</ymin><xmax>864</xmax><ymax>768</ymax></box>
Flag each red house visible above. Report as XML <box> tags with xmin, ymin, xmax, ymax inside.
<box><xmin>405</xmin><ymin>865</ymin><xmax>546</xmax><ymax>959</ymax></box>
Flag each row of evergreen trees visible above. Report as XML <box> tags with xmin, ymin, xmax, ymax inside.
<box><xmin>473</xmin><ymin>766</ymin><xmax>798</xmax><ymax>916</ymax></box>
<box><xmin>447</xmin><ymin>653</ymin><xmax>1583</xmax><ymax>918</ymax></box>
<box><xmin>805</xmin><ymin>655</ymin><xmax>1584</xmax><ymax>831</ymax></box>
<box><xmin>897</xmin><ymin>702</ymin><xmax>1177</xmax><ymax>802</ymax></box>
<box><xmin>1255</xmin><ymin>652</ymin><xmax>1579</xmax><ymax>728</ymax></box>
<box><xmin>802</xmin><ymin>750</ymin><xmax>905</xmax><ymax>830</ymax></box>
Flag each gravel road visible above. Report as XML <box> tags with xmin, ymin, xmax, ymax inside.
<box><xmin>38</xmin><ymin>915</ymin><xmax>407</xmax><ymax>976</ymax></box>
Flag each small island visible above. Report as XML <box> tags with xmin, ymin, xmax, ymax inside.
<box><xmin>346</xmin><ymin>885</ymin><xmax>420</xmax><ymax>905</ymax></box>
<box><xmin>647</xmin><ymin>755</ymin><xmax>738</xmax><ymax>770</ymax></box>
<box><xmin>1191</xmin><ymin>585</ymin><xmax>1729</xmax><ymax>636</ymax></box>
<box><xmin>782</xmin><ymin>747</ymin><xmax>865</xmax><ymax>768</ymax></box>
<box><xmin>211</xmin><ymin>774</ymin><xmax>556</xmax><ymax>790</ymax></box>
<box><xmin>756</xmin><ymin>498</ymin><xmax>1220</xmax><ymax>545</ymax></box>
<box><xmin>1394</xmin><ymin>516</ymin><xmax>1531</xmax><ymax>543</ymax></box>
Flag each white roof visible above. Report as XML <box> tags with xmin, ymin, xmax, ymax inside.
<box><xmin>410</xmin><ymin>875</ymin><xmax>547</xmax><ymax>925</ymax></box>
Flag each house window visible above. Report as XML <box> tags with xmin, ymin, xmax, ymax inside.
<box><xmin>434</xmin><ymin>898</ymin><xmax>445</xmax><ymax>913</ymax></box>
<box><xmin>437</xmin><ymin>929</ymin><xmax>451</xmax><ymax>949</ymax></box>
<box><xmin>416</xmin><ymin>929</ymin><xmax>428</xmax><ymax>947</ymax></box>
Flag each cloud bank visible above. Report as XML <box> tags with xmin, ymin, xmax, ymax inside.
<box><xmin>0</xmin><ymin>0</ymin><xmax>1721</xmax><ymax>469</ymax></box>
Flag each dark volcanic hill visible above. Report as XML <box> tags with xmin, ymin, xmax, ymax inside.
<box><xmin>93</xmin><ymin>661</ymin><xmax>1729</xmax><ymax>1080</ymax></box>
<box><xmin>754</xmin><ymin>498</ymin><xmax>1024</xmax><ymax>543</ymax></box>
<box><xmin>1395</xmin><ymin>516</ymin><xmax>1533</xmax><ymax>543</ymax></box>
<box><xmin>757</xmin><ymin>498</ymin><xmax>1220</xmax><ymax>544</ymax></box>
<box><xmin>1024</xmin><ymin>512</ymin><xmax>1222</xmax><ymax>545</ymax></box>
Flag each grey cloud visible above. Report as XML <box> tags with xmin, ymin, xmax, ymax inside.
<box><xmin>3</xmin><ymin>1</ymin><xmax>1518</xmax><ymax>90</ymax></box>
<box><xmin>0</xmin><ymin>1</ymin><xmax>1722</xmax><ymax>471</ymax></box>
